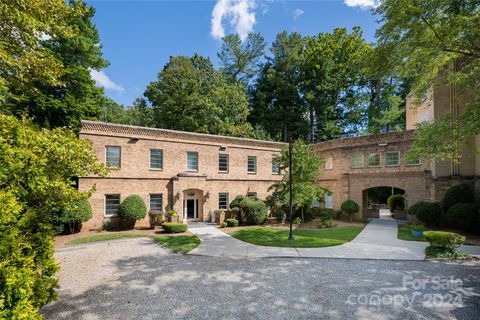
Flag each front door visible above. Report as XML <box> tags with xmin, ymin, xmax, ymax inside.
<box><xmin>185</xmin><ymin>198</ymin><xmax>198</xmax><ymax>220</ymax></box>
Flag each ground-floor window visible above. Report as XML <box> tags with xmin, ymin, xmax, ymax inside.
<box><xmin>324</xmin><ymin>193</ymin><xmax>333</xmax><ymax>209</ymax></box>
<box><xmin>247</xmin><ymin>192</ymin><xmax>257</xmax><ymax>199</ymax></box>
<box><xmin>150</xmin><ymin>194</ymin><xmax>163</xmax><ymax>211</ymax></box>
<box><xmin>105</xmin><ymin>194</ymin><xmax>120</xmax><ymax>216</ymax></box>
<box><xmin>218</xmin><ymin>193</ymin><xmax>229</xmax><ymax>210</ymax></box>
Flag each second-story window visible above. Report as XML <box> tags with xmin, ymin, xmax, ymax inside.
<box><xmin>247</xmin><ymin>192</ymin><xmax>257</xmax><ymax>199</ymax></box>
<box><xmin>368</xmin><ymin>153</ymin><xmax>381</xmax><ymax>167</ymax></box>
<box><xmin>324</xmin><ymin>156</ymin><xmax>333</xmax><ymax>170</ymax></box>
<box><xmin>351</xmin><ymin>153</ymin><xmax>364</xmax><ymax>168</ymax></box>
<box><xmin>150</xmin><ymin>149</ymin><xmax>163</xmax><ymax>169</ymax></box>
<box><xmin>386</xmin><ymin>151</ymin><xmax>400</xmax><ymax>167</ymax></box>
<box><xmin>272</xmin><ymin>158</ymin><xmax>280</xmax><ymax>174</ymax></box>
<box><xmin>247</xmin><ymin>156</ymin><xmax>256</xmax><ymax>173</ymax></box>
<box><xmin>106</xmin><ymin>146</ymin><xmax>121</xmax><ymax>168</ymax></box>
<box><xmin>218</xmin><ymin>154</ymin><xmax>229</xmax><ymax>172</ymax></box>
<box><xmin>187</xmin><ymin>151</ymin><xmax>198</xmax><ymax>171</ymax></box>
<box><xmin>405</xmin><ymin>151</ymin><xmax>421</xmax><ymax>165</ymax></box>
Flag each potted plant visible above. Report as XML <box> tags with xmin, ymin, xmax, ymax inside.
<box><xmin>410</xmin><ymin>224</ymin><xmax>424</xmax><ymax>238</ymax></box>
<box><xmin>166</xmin><ymin>208</ymin><xmax>177</xmax><ymax>222</ymax></box>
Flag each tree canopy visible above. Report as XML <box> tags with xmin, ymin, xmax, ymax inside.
<box><xmin>375</xmin><ymin>0</ymin><xmax>480</xmax><ymax>160</ymax></box>
<box><xmin>144</xmin><ymin>54</ymin><xmax>254</xmax><ymax>137</ymax></box>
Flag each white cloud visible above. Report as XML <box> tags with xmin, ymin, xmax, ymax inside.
<box><xmin>211</xmin><ymin>0</ymin><xmax>256</xmax><ymax>41</ymax></box>
<box><xmin>344</xmin><ymin>0</ymin><xmax>379</xmax><ymax>9</ymax></box>
<box><xmin>89</xmin><ymin>69</ymin><xmax>124</xmax><ymax>93</ymax></box>
<box><xmin>292</xmin><ymin>8</ymin><xmax>304</xmax><ymax>20</ymax></box>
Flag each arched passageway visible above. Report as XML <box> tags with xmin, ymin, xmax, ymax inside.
<box><xmin>362</xmin><ymin>186</ymin><xmax>405</xmax><ymax>218</ymax></box>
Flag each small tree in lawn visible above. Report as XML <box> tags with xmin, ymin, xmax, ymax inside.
<box><xmin>268</xmin><ymin>140</ymin><xmax>327</xmax><ymax>223</ymax></box>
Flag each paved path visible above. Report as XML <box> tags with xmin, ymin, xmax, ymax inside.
<box><xmin>189</xmin><ymin>219</ymin><xmax>480</xmax><ymax>260</ymax></box>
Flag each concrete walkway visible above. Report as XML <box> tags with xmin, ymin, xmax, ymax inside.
<box><xmin>188</xmin><ymin>219</ymin><xmax>480</xmax><ymax>260</ymax></box>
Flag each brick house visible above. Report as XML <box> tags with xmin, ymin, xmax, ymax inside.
<box><xmin>79</xmin><ymin>83</ymin><xmax>479</xmax><ymax>229</ymax></box>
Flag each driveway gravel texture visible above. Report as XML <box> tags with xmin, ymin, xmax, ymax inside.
<box><xmin>42</xmin><ymin>237</ymin><xmax>480</xmax><ymax>320</ymax></box>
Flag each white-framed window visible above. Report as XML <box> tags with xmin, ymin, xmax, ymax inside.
<box><xmin>405</xmin><ymin>151</ymin><xmax>421</xmax><ymax>165</ymax></box>
<box><xmin>386</xmin><ymin>151</ymin><xmax>400</xmax><ymax>167</ymax></box>
<box><xmin>368</xmin><ymin>153</ymin><xmax>381</xmax><ymax>167</ymax></box>
<box><xmin>218</xmin><ymin>154</ymin><xmax>229</xmax><ymax>172</ymax></box>
<box><xmin>149</xmin><ymin>194</ymin><xmax>163</xmax><ymax>211</ymax></box>
<box><xmin>324</xmin><ymin>193</ymin><xmax>333</xmax><ymax>209</ymax></box>
<box><xmin>351</xmin><ymin>153</ymin><xmax>364</xmax><ymax>168</ymax></box>
<box><xmin>247</xmin><ymin>156</ymin><xmax>256</xmax><ymax>173</ymax></box>
<box><xmin>105</xmin><ymin>194</ymin><xmax>120</xmax><ymax>216</ymax></box>
<box><xmin>218</xmin><ymin>193</ymin><xmax>229</xmax><ymax>210</ymax></box>
<box><xmin>106</xmin><ymin>146</ymin><xmax>121</xmax><ymax>168</ymax></box>
<box><xmin>312</xmin><ymin>200</ymin><xmax>321</xmax><ymax>208</ymax></box>
<box><xmin>324</xmin><ymin>156</ymin><xmax>333</xmax><ymax>170</ymax></box>
<box><xmin>187</xmin><ymin>151</ymin><xmax>198</xmax><ymax>171</ymax></box>
<box><xmin>247</xmin><ymin>192</ymin><xmax>257</xmax><ymax>198</ymax></box>
<box><xmin>272</xmin><ymin>158</ymin><xmax>280</xmax><ymax>174</ymax></box>
<box><xmin>150</xmin><ymin>149</ymin><xmax>163</xmax><ymax>169</ymax></box>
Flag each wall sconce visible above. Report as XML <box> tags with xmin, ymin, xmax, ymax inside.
<box><xmin>205</xmin><ymin>191</ymin><xmax>210</xmax><ymax>199</ymax></box>
<box><xmin>175</xmin><ymin>191</ymin><xmax>181</xmax><ymax>200</ymax></box>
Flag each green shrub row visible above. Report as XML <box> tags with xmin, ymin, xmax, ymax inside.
<box><xmin>162</xmin><ymin>223</ymin><xmax>188</xmax><ymax>233</ymax></box>
<box><xmin>424</xmin><ymin>231</ymin><xmax>465</xmax><ymax>250</ymax></box>
<box><xmin>225</xmin><ymin>218</ymin><xmax>239</xmax><ymax>227</ymax></box>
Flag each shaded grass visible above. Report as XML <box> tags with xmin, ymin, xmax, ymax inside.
<box><xmin>67</xmin><ymin>233</ymin><xmax>200</xmax><ymax>254</ymax></box>
<box><xmin>152</xmin><ymin>235</ymin><xmax>200</xmax><ymax>254</ymax></box>
<box><xmin>397</xmin><ymin>225</ymin><xmax>426</xmax><ymax>242</ymax></box>
<box><xmin>67</xmin><ymin>233</ymin><xmax>147</xmax><ymax>245</ymax></box>
<box><xmin>229</xmin><ymin>226</ymin><xmax>364</xmax><ymax>248</ymax></box>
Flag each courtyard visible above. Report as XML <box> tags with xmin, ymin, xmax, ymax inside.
<box><xmin>42</xmin><ymin>236</ymin><xmax>480</xmax><ymax>320</ymax></box>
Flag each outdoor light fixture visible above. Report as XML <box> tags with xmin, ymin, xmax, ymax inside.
<box><xmin>205</xmin><ymin>191</ymin><xmax>210</xmax><ymax>199</ymax></box>
<box><xmin>175</xmin><ymin>191</ymin><xmax>181</xmax><ymax>200</ymax></box>
<box><xmin>128</xmin><ymin>138</ymin><xmax>139</xmax><ymax>144</ymax></box>
<box><xmin>219</xmin><ymin>145</ymin><xmax>227</xmax><ymax>151</ymax></box>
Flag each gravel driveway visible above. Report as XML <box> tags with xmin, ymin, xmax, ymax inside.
<box><xmin>42</xmin><ymin>237</ymin><xmax>480</xmax><ymax>320</ymax></box>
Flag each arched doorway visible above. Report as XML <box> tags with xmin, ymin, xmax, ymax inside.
<box><xmin>362</xmin><ymin>186</ymin><xmax>405</xmax><ymax>218</ymax></box>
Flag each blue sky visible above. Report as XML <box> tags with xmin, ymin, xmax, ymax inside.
<box><xmin>89</xmin><ymin>0</ymin><xmax>379</xmax><ymax>106</ymax></box>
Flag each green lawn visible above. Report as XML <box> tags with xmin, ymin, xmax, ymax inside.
<box><xmin>229</xmin><ymin>226</ymin><xmax>364</xmax><ymax>248</ymax></box>
<box><xmin>397</xmin><ymin>225</ymin><xmax>426</xmax><ymax>242</ymax></box>
<box><xmin>67</xmin><ymin>233</ymin><xmax>148</xmax><ymax>245</ymax></box>
<box><xmin>152</xmin><ymin>235</ymin><xmax>200</xmax><ymax>254</ymax></box>
<box><xmin>67</xmin><ymin>233</ymin><xmax>200</xmax><ymax>253</ymax></box>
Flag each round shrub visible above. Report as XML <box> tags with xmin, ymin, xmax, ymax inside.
<box><xmin>225</xmin><ymin>218</ymin><xmax>239</xmax><ymax>227</ymax></box>
<box><xmin>408</xmin><ymin>201</ymin><xmax>442</xmax><ymax>225</ymax></box>
<box><xmin>243</xmin><ymin>197</ymin><xmax>268</xmax><ymax>225</ymax></box>
<box><xmin>341</xmin><ymin>200</ymin><xmax>359</xmax><ymax>214</ymax></box>
<box><xmin>387</xmin><ymin>194</ymin><xmax>405</xmax><ymax>212</ymax></box>
<box><xmin>51</xmin><ymin>199</ymin><xmax>93</xmax><ymax>234</ymax></box>
<box><xmin>424</xmin><ymin>231</ymin><xmax>465</xmax><ymax>250</ymax></box>
<box><xmin>293</xmin><ymin>217</ymin><xmax>301</xmax><ymax>225</ymax></box>
<box><xmin>220</xmin><ymin>222</ymin><xmax>228</xmax><ymax>228</ymax></box>
<box><xmin>446</xmin><ymin>203</ymin><xmax>479</xmax><ymax>231</ymax></box>
<box><xmin>118</xmin><ymin>195</ymin><xmax>147</xmax><ymax>221</ymax></box>
<box><xmin>443</xmin><ymin>184</ymin><xmax>474</xmax><ymax>212</ymax></box>
<box><xmin>162</xmin><ymin>222</ymin><xmax>188</xmax><ymax>233</ymax></box>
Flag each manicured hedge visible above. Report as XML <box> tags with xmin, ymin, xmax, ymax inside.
<box><xmin>51</xmin><ymin>199</ymin><xmax>93</xmax><ymax>234</ymax></box>
<box><xmin>162</xmin><ymin>222</ymin><xmax>188</xmax><ymax>233</ymax></box>
<box><xmin>443</xmin><ymin>184</ymin><xmax>474</xmax><ymax>212</ymax></box>
<box><xmin>446</xmin><ymin>203</ymin><xmax>479</xmax><ymax>231</ymax></box>
<box><xmin>225</xmin><ymin>218</ymin><xmax>239</xmax><ymax>227</ymax></box>
<box><xmin>118</xmin><ymin>195</ymin><xmax>147</xmax><ymax>221</ymax></box>
<box><xmin>229</xmin><ymin>195</ymin><xmax>267</xmax><ymax>225</ymax></box>
<box><xmin>387</xmin><ymin>194</ymin><xmax>405</xmax><ymax>212</ymax></box>
<box><xmin>424</xmin><ymin>231</ymin><xmax>465</xmax><ymax>250</ymax></box>
<box><xmin>341</xmin><ymin>200</ymin><xmax>359</xmax><ymax>214</ymax></box>
<box><xmin>408</xmin><ymin>201</ymin><xmax>441</xmax><ymax>225</ymax></box>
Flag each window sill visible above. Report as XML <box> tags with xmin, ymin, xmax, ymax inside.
<box><xmin>247</xmin><ymin>172</ymin><xmax>256</xmax><ymax>175</ymax></box>
<box><xmin>385</xmin><ymin>164</ymin><xmax>400</xmax><ymax>167</ymax></box>
<box><xmin>218</xmin><ymin>171</ymin><xmax>229</xmax><ymax>174</ymax></box>
<box><xmin>104</xmin><ymin>214</ymin><xmax>118</xmax><ymax>218</ymax></box>
<box><xmin>149</xmin><ymin>168</ymin><xmax>163</xmax><ymax>171</ymax></box>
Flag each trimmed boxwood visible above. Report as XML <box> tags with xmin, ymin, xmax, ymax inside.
<box><xmin>230</xmin><ymin>195</ymin><xmax>267</xmax><ymax>225</ymax></box>
<box><xmin>408</xmin><ymin>201</ymin><xmax>442</xmax><ymax>225</ymax></box>
<box><xmin>341</xmin><ymin>200</ymin><xmax>359</xmax><ymax>221</ymax></box>
<box><xmin>424</xmin><ymin>231</ymin><xmax>465</xmax><ymax>250</ymax></box>
<box><xmin>225</xmin><ymin>218</ymin><xmax>239</xmax><ymax>227</ymax></box>
<box><xmin>443</xmin><ymin>184</ymin><xmax>474</xmax><ymax>212</ymax></box>
<box><xmin>446</xmin><ymin>203</ymin><xmax>479</xmax><ymax>231</ymax></box>
<box><xmin>51</xmin><ymin>199</ymin><xmax>93</xmax><ymax>234</ymax></box>
<box><xmin>162</xmin><ymin>222</ymin><xmax>188</xmax><ymax>233</ymax></box>
<box><xmin>118</xmin><ymin>195</ymin><xmax>147</xmax><ymax>221</ymax></box>
<box><xmin>387</xmin><ymin>194</ymin><xmax>405</xmax><ymax>212</ymax></box>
